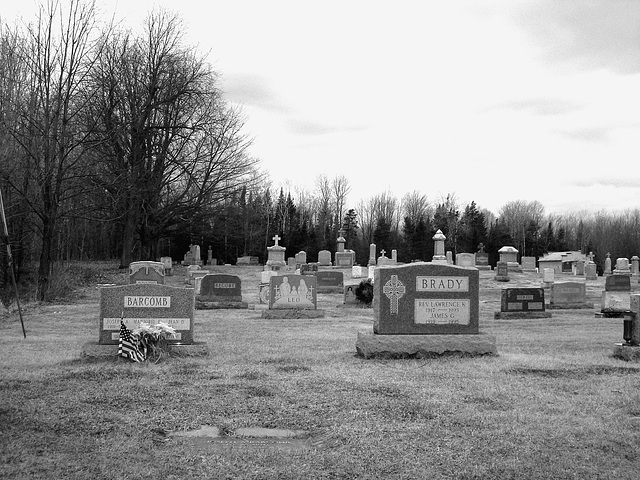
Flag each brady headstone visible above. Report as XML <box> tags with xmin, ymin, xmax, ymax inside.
<box><xmin>129</xmin><ymin>261</ymin><xmax>165</xmax><ymax>284</ymax></box>
<box><xmin>356</xmin><ymin>263</ymin><xmax>496</xmax><ymax>358</ymax></box>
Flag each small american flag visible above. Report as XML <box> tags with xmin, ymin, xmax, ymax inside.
<box><xmin>118</xmin><ymin>320</ymin><xmax>145</xmax><ymax>362</ymax></box>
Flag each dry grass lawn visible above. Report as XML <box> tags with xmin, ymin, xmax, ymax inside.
<box><xmin>1</xmin><ymin>263</ymin><xmax>639</xmax><ymax>479</ymax></box>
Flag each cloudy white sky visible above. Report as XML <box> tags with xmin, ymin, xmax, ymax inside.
<box><xmin>5</xmin><ymin>1</ymin><xmax>640</xmax><ymax>215</ymax></box>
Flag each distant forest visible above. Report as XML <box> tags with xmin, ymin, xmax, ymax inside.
<box><xmin>0</xmin><ymin>2</ymin><xmax>638</xmax><ymax>300</ymax></box>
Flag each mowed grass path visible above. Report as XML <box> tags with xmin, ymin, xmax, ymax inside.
<box><xmin>1</xmin><ymin>264</ymin><xmax>639</xmax><ymax>479</ymax></box>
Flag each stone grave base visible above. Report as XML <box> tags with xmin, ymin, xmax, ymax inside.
<box><xmin>494</xmin><ymin>276</ymin><xmax>510</xmax><ymax>282</ymax></box>
<box><xmin>355</xmin><ymin>332</ymin><xmax>497</xmax><ymax>359</ymax></box>
<box><xmin>476</xmin><ymin>266</ymin><xmax>491</xmax><ymax>271</ymax></box>
<box><xmin>80</xmin><ymin>341</ymin><xmax>209</xmax><ymax>358</ymax></box>
<box><xmin>494</xmin><ymin>311</ymin><xmax>552</xmax><ymax>319</ymax></box>
<box><xmin>548</xmin><ymin>302</ymin><xmax>594</xmax><ymax>310</ymax></box>
<box><xmin>612</xmin><ymin>344</ymin><xmax>640</xmax><ymax>361</ymax></box>
<box><xmin>196</xmin><ymin>300</ymin><xmax>248</xmax><ymax>310</ymax></box>
<box><xmin>261</xmin><ymin>309</ymin><xmax>326</xmax><ymax>319</ymax></box>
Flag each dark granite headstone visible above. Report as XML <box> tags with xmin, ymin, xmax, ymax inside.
<box><xmin>198</xmin><ymin>274</ymin><xmax>242</xmax><ymax>302</ymax></box>
<box><xmin>99</xmin><ymin>284</ymin><xmax>194</xmax><ymax>345</ymax></box>
<box><xmin>373</xmin><ymin>263</ymin><xmax>479</xmax><ymax>335</ymax></box>
<box><xmin>605</xmin><ymin>275</ymin><xmax>631</xmax><ymax>292</ymax></box>
<box><xmin>501</xmin><ymin>288</ymin><xmax>545</xmax><ymax>312</ymax></box>
<box><xmin>269</xmin><ymin>275</ymin><xmax>317</xmax><ymax>310</ymax></box>
<box><xmin>314</xmin><ymin>271</ymin><xmax>344</xmax><ymax>293</ymax></box>
<box><xmin>343</xmin><ymin>284</ymin><xmax>359</xmax><ymax>305</ymax></box>
<box><xmin>300</xmin><ymin>264</ymin><xmax>318</xmax><ymax>275</ymax></box>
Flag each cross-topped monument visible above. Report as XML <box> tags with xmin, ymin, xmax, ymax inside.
<box><xmin>383</xmin><ymin>274</ymin><xmax>405</xmax><ymax>315</ymax></box>
<box><xmin>266</xmin><ymin>234</ymin><xmax>286</xmax><ymax>269</ymax></box>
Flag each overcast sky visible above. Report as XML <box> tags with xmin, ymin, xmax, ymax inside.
<box><xmin>5</xmin><ymin>1</ymin><xmax>639</xmax><ymax>215</ymax></box>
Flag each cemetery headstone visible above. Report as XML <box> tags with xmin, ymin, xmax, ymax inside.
<box><xmin>499</xmin><ymin>246</ymin><xmax>522</xmax><ymax>272</ymax></box>
<box><xmin>196</xmin><ymin>274</ymin><xmax>247</xmax><ymax>309</ymax></box>
<box><xmin>295</xmin><ymin>251</ymin><xmax>307</xmax><ymax>265</ymax></box>
<box><xmin>335</xmin><ymin>250</ymin><xmax>355</xmax><ymax>267</ymax></box>
<box><xmin>604</xmin><ymin>253</ymin><xmax>612</xmax><ymax>275</ymax></box>
<box><xmin>391</xmin><ymin>249</ymin><xmax>398</xmax><ymax>264</ymax></box>
<box><xmin>262</xmin><ymin>274</ymin><xmax>324</xmax><ymax>319</ymax></box>
<box><xmin>614</xmin><ymin>258</ymin><xmax>631</xmax><ymax>276</ymax></box>
<box><xmin>314</xmin><ymin>270</ymin><xmax>344</xmax><ymax>293</ymax></box>
<box><xmin>494</xmin><ymin>261</ymin><xmax>510</xmax><ymax>282</ymax></box>
<box><xmin>585</xmin><ymin>262</ymin><xmax>598</xmax><ymax>280</ymax></box>
<box><xmin>573</xmin><ymin>260</ymin><xmax>585</xmax><ymax>276</ymax></box>
<box><xmin>368</xmin><ymin>243</ymin><xmax>377</xmax><ymax>266</ymax></box>
<box><xmin>542</xmin><ymin>268</ymin><xmax>555</xmax><ymax>284</ymax></box>
<box><xmin>356</xmin><ymin>262</ymin><xmax>496</xmax><ymax>358</ymax></box>
<box><xmin>455</xmin><ymin>253</ymin><xmax>476</xmax><ymax>268</ymax></box>
<box><xmin>207</xmin><ymin>247</ymin><xmax>213</xmax><ymax>265</ymax></box>
<box><xmin>601</xmin><ymin>274</ymin><xmax>631</xmax><ymax>316</ymax></box>
<box><xmin>352</xmin><ymin>266</ymin><xmax>367</xmax><ymax>278</ymax></box>
<box><xmin>550</xmin><ymin>281</ymin><xmax>592</xmax><ymax>309</ymax></box>
<box><xmin>432</xmin><ymin>230</ymin><xmax>447</xmax><ymax>264</ymax></box>
<box><xmin>317</xmin><ymin>250</ymin><xmax>332</xmax><ymax>266</ymax></box>
<box><xmin>631</xmin><ymin>256</ymin><xmax>640</xmax><ymax>279</ymax></box>
<box><xmin>237</xmin><ymin>255</ymin><xmax>260</xmax><ymax>266</ymax></box>
<box><xmin>182</xmin><ymin>244</ymin><xmax>202</xmax><ymax>266</ymax></box>
<box><xmin>377</xmin><ymin>250</ymin><xmax>392</xmax><ymax>266</ymax></box>
<box><xmin>129</xmin><ymin>261</ymin><xmax>165</xmax><ymax>284</ymax></box>
<box><xmin>521</xmin><ymin>257</ymin><xmax>536</xmax><ymax>272</ymax></box>
<box><xmin>300</xmin><ymin>263</ymin><xmax>319</xmax><ymax>275</ymax></box>
<box><xmin>612</xmin><ymin>294</ymin><xmax>640</xmax><ymax>361</ymax></box>
<box><xmin>446</xmin><ymin>251</ymin><xmax>453</xmax><ymax>265</ymax></box>
<box><xmin>160</xmin><ymin>256</ymin><xmax>173</xmax><ymax>276</ymax></box>
<box><xmin>266</xmin><ymin>235</ymin><xmax>286</xmax><ymax>269</ymax></box>
<box><xmin>495</xmin><ymin>287</ymin><xmax>551</xmax><ymax>318</ymax></box>
<box><xmin>368</xmin><ymin>265</ymin><xmax>376</xmax><ymax>281</ymax></box>
<box><xmin>343</xmin><ymin>284</ymin><xmax>360</xmax><ymax>306</ymax></box>
<box><xmin>99</xmin><ymin>283</ymin><xmax>195</xmax><ymax>345</ymax></box>
<box><xmin>475</xmin><ymin>243</ymin><xmax>490</xmax><ymax>270</ymax></box>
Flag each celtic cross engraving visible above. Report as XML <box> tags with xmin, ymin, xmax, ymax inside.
<box><xmin>383</xmin><ymin>274</ymin><xmax>405</xmax><ymax>315</ymax></box>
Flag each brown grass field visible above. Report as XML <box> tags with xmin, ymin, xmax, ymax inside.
<box><xmin>1</xmin><ymin>262</ymin><xmax>639</xmax><ymax>479</ymax></box>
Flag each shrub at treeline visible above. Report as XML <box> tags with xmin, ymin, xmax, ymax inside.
<box><xmin>0</xmin><ymin>3</ymin><xmax>638</xmax><ymax>301</ymax></box>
